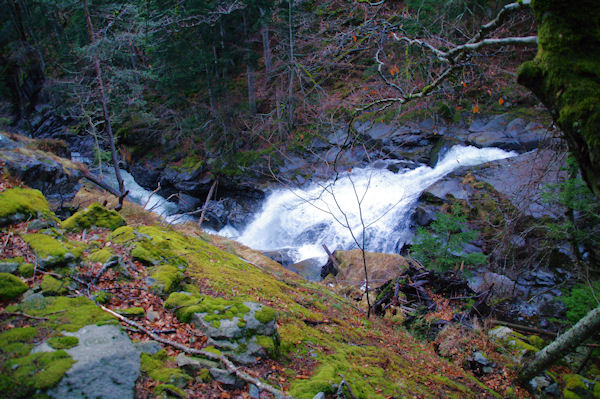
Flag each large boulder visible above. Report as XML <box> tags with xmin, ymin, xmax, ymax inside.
<box><xmin>327</xmin><ymin>249</ymin><xmax>411</xmax><ymax>288</ymax></box>
<box><xmin>60</xmin><ymin>204</ymin><xmax>126</xmax><ymax>232</ymax></box>
<box><xmin>42</xmin><ymin>324</ymin><xmax>140</xmax><ymax>399</ymax></box>
<box><xmin>0</xmin><ymin>142</ymin><xmax>82</xmax><ymax>202</ymax></box>
<box><xmin>0</xmin><ymin>187</ymin><xmax>54</xmax><ymax>226</ymax></box>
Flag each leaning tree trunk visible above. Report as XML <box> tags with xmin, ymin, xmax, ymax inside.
<box><xmin>517</xmin><ymin>0</ymin><xmax>600</xmax><ymax>198</ymax></box>
<box><xmin>519</xmin><ymin>306</ymin><xmax>600</xmax><ymax>382</ymax></box>
<box><xmin>82</xmin><ymin>0</ymin><xmax>126</xmax><ymax>207</ymax></box>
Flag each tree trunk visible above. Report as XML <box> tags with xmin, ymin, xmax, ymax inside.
<box><xmin>287</xmin><ymin>0</ymin><xmax>294</xmax><ymax>129</ymax></box>
<box><xmin>260</xmin><ymin>8</ymin><xmax>272</xmax><ymax>78</ymax></box>
<box><xmin>519</xmin><ymin>306</ymin><xmax>600</xmax><ymax>382</ymax></box>
<box><xmin>242</xmin><ymin>13</ymin><xmax>256</xmax><ymax>115</ymax></box>
<box><xmin>82</xmin><ymin>0</ymin><xmax>125</xmax><ymax>203</ymax></box>
<box><xmin>517</xmin><ymin>0</ymin><xmax>600</xmax><ymax>198</ymax></box>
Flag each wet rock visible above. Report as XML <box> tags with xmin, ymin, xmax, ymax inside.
<box><xmin>177</xmin><ymin>193</ymin><xmax>202</xmax><ymax>213</ymax></box>
<box><xmin>46</xmin><ymin>324</ymin><xmax>140</xmax><ymax>399</ymax></box>
<box><xmin>249</xmin><ymin>383</ymin><xmax>260</xmax><ymax>399</ymax></box>
<box><xmin>202</xmin><ymin>198</ymin><xmax>250</xmax><ymax>230</ymax></box>
<box><xmin>262</xmin><ymin>248</ymin><xmax>298</xmax><ymax>267</ymax></box>
<box><xmin>129</xmin><ymin>160</ymin><xmax>162</xmax><ymax>191</ymax></box>
<box><xmin>289</xmin><ymin>258</ymin><xmax>324</xmax><ymax>281</ymax></box>
<box><xmin>293</xmin><ymin>223</ymin><xmax>330</xmax><ymax>245</ymax></box>
<box><xmin>413</xmin><ymin>205</ymin><xmax>436</xmax><ymax>227</ymax></box>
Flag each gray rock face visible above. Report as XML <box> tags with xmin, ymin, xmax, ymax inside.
<box><xmin>47</xmin><ymin>324</ymin><xmax>140</xmax><ymax>399</ymax></box>
<box><xmin>0</xmin><ymin>147</ymin><xmax>82</xmax><ymax>202</ymax></box>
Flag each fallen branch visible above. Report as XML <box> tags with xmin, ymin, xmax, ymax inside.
<box><xmin>199</xmin><ymin>180</ymin><xmax>218</xmax><ymax>228</ymax></box>
<box><xmin>0</xmin><ymin>311</ymin><xmax>49</xmax><ymax>321</ymax></box>
<box><xmin>99</xmin><ymin>305</ymin><xmax>290</xmax><ymax>399</ymax></box>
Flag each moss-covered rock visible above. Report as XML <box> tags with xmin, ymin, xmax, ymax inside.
<box><xmin>0</xmin><ymin>187</ymin><xmax>53</xmax><ymax>226</ymax></box>
<box><xmin>154</xmin><ymin>383</ymin><xmax>186</xmax><ymax>398</ymax></box>
<box><xmin>0</xmin><ymin>256</ymin><xmax>24</xmax><ymax>274</ymax></box>
<box><xmin>87</xmin><ymin>248</ymin><xmax>114</xmax><ymax>264</ymax></box>
<box><xmin>116</xmin><ymin>307</ymin><xmax>145</xmax><ymax>317</ymax></box>
<box><xmin>22</xmin><ymin>233</ymin><xmax>79</xmax><ymax>269</ymax></box>
<box><xmin>17</xmin><ymin>263</ymin><xmax>34</xmax><ymax>278</ymax></box>
<box><xmin>563</xmin><ymin>373</ymin><xmax>600</xmax><ymax>399</ymax></box>
<box><xmin>0</xmin><ymin>350</ymin><xmax>74</xmax><ymax>397</ymax></box>
<box><xmin>41</xmin><ymin>275</ymin><xmax>70</xmax><ymax>296</ymax></box>
<box><xmin>110</xmin><ymin>225</ymin><xmax>137</xmax><ymax>243</ymax></box>
<box><xmin>147</xmin><ymin>265</ymin><xmax>184</xmax><ymax>296</ymax></box>
<box><xmin>0</xmin><ymin>272</ymin><xmax>28</xmax><ymax>300</ymax></box>
<box><xmin>47</xmin><ymin>335</ymin><xmax>79</xmax><ymax>350</ymax></box>
<box><xmin>61</xmin><ymin>203</ymin><xmax>126</xmax><ymax>232</ymax></box>
<box><xmin>141</xmin><ymin>350</ymin><xmax>192</xmax><ymax>389</ymax></box>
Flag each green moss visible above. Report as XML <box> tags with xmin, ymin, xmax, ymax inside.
<box><xmin>255</xmin><ymin>335</ymin><xmax>278</xmax><ymax>357</ymax></box>
<box><xmin>149</xmin><ymin>265</ymin><xmax>184</xmax><ymax>295</ymax></box>
<box><xmin>527</xmin><ymin>335</ymin><xmax>545</xmax><ymax>350</ymax></box>
<box><xmin>0</xmin><ymin>327</ymin><xmax>38</xmax><ymax>358</ymax></box>
<box><xmin>17</xmin><ymin>263</ymin><xmax>34</xmax><ymax>278</ymax></box>
<box><xmin>154</xmin><ymin>383</ymin><xmax>186</xmax><ymax>398</ymax></box>
<box><xmin>0</xmin><ymin>272</ymin><xmax>28</xmax><ymax>300</ymax></box>
<box><xmin>197</xmin><ymin>368</ymin><xmax>212</xmax><ymax>382</ymax></box>
<box><xmin>202</xmin><ymin>346</ymin><xmax>222</xmax><ymax>356</ymax></box>
<box><xmin>563</xmin><ymin>374</ymin><xmax>597</xmax><ymax>399</ymax></box>
<box><xmin>47</xmin><ymin>335</ymin><xmax>79</xmax><ymax>350</ymax></box>
<box><xmin>22</xmin><ymin>234</ymin><xmax>77</xmax><ymax>268</ymax></box>
<box><xmin>60</xmin><ymin>203</ymin><xmax>126</xmax><ymax>232</ymax></box>
<box><xmin>87</xmin><ymin>248</ymin><xmax>113</xmax><ymax>264</ymax></box>
<box><xmin>117</xmin><ymin>307</ymin><xmax>145</xmax><ymax>317</ymax></box>
<box><xmin>41</xmin><ymin>275</ymin><xmax>69</xmax><ymax>296</ymax></box>
<box><xmin>109</xmin><ymin>226</ymin><xmax>136</xmax><ymax>243</ymax></box>
<box><xmin>13</xmin><ymin>295</ymin><xmax>115</xmax><ymax>332</ymax></box>
<box><xmin>2</xmin><ymin>350</ymin><xmax>74</xmax><ymax>395</ymax></box>
<box><xmin>141</xmin><ymin>350</ymin><xmax>191</xmax><ymax>388</ymax></box>
<box><xmin>92</xmin><ymin>290</ymin><xmax>111</xmax><ymax>304</ymax></box>
<box><xmin>0</xmin><ymin>188</ymin><xmax>52</xmax><ymax>226</ymax></box>
<box><xmin>164</xmin><ymin>292</ymin><xmax>250</xmax><ymax>325</ymax></box>
<box><xmin>254</xmin><ymin>307</ymin><xmax>276</xmax><ymax>324</ymax></box>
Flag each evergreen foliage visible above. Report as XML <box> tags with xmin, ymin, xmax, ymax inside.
<box><xmin>411</xmin><ymin>205</ymin><xmax>487</xmax><ymax>272</ymax></box>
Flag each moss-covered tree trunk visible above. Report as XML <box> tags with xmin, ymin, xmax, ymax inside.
<box><xmin>519</xmin><ymin>306</ymin><xmax>600</xmax><ymax>382</ymax></box>
<box><xmin>517</xmin><ymin>0</ymin><xmax>600</xmax><ymax>197</ymax></box>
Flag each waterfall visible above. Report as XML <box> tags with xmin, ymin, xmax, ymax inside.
<box><xmin>99</xmin><ymin>167</ymin><xmax>191</xmax><ymax>224</ymax></box>
<box><xmin>230</xmin><ymin>145</ymin><xmax>516</xmax><ymax>264</ymax></box>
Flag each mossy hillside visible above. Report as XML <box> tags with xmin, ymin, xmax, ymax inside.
<box><xmin>562</xmin><ymin>373</ymin><xmax>600</xmax><ymax>399</ymax></box>
<box><xmin>0</xmin><ymin>272</ymin><xmax>28</xmax><ymax>300</ymax></box>
<box><xmin>60</xmin><ymin>203</ymin><xmax>126</xmax><ymax>232</ymax></box>
<box><xmin>0</xmin><ymin>187</ymin><xmax>53</xmax><ymax>226</ymax></box>
<box><xmin>288</xmin><ymin>344</ymin><xmax>479</xmax><ymax>399</ymax></box>
<box><xmin>22</xmin><ymin>233</ymin><xmax>82</xmax><ymax>268</ymax></box>
<box><xmin>109</xmin><ymin>225</ymin><xmax>136</xmax><ymax>243</ymax></box>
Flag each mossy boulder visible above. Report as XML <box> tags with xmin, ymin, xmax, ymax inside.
<box><xmin>41</xmin><ymin>275</ymin><xmax>70</xmax><ymax>296</ymax></box>
<box><xmin>488</xmin><ymin>326</ymin><xmax>539</xmax><ymax>363</ymax></box>
<box><xmin>22</xmin><ymin>233</ymin><xmax>80</xmax><ymax>269</ymax></box>
<box><xmin>61</xmin><ymin>203</ymin><xmax>126</xmax><ymax>232</ymax></box>
<box><xmin>165</xmin><ymin>292</ymin><xmax>278</xmax><ymax>364</ymax></box>
<box><xmin>47</xmin><ymin>335</ymin><xmax>79</xmax><ymax>350</ymax></box>
<box><xmin>0</xmin><ymin>187</ymin><xmax>53</xmax><ymax>226</ymax></box>
<box><xmin>18</xmin><ymin>263</ymin><xmax>34</xmax><ymax>278</ymax></box>
<box><xmin>116</xmin><ymin>307</ymin><xmax>145</xmax><ymax>317</ymax></box>
<box><xmin>141</xmin><ymin>350</ymin><xmax>192</xmax><ymax>389</ymax></box>
<box><xmin>147</xmin><ymin>265</ymin><xmax>185</xmax><ymax>296</ymax></box>
<box><xmin>87</xmin><ymin>248</ymin><xmax>114</xmax><ymax>264</ymax></box>
<box><xmin>0</xmin><ymin>273</ymin><xmax>28</xmax><ymax>300</ymax></box>
<box><xmin>109</xmin><ymin>225</ymin><xmax>136</xmax><ymax>243</ymax></box>
<box><xmin>563</xmin><ymin>374</ymin><xmax>600</xmax><ymax>399</ymax></box>
<box><xmin>0</xmin><ymin>256</ymin><xmax>24</xmax><ymax>274</ymax></box>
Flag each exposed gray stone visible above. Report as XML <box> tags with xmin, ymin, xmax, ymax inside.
<box><xmin>47</xmin><ymin>324</ymin><xmax>140</xmax><ymax>399</ymax></box>
<box><xmin>176</xmin><ymin>353</ymin><xmax>219</xmax><ymax>374</ymax></box>
<box><xmin>313</xmin><ymin>393</ymin><xmax>326</xmax><ymax>399</ymax></box>
<box><xmin>0</xmin><ymin>260</ymin><xmax>20</xmax><ymax>274</ymax></box>
<box><xmin>209</xmin><ymin>368</ymin><xmax>244</xmax><ymax>389</ymax></box>
<box><xmin>134</xmin><ymin>340</ymin><xmax>163</xmax><ymax>355</ymax></box>
<box><xmin>249</xmin><ymin>383</ymin><xmax>260</xmax><ymax>399</ymax></box>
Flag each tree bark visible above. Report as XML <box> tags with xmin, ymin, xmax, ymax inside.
<box><xmin>517</xmin><ymin>0</ymin><xmax>600</xmax><ymax>198</ymax></box>
<box><xmin>82</xmin><ymin>0</ymin><xmax>125</xmax><ymax>201</ymax></box>
<box><xmin>519</xmin><ymin>306</ymin><xmax>600</xmax><ymax>382</ymax></box>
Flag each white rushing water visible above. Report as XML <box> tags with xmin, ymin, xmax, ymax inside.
<box><xmin>100</xmin><ymin>167</ymin><xmax>191</xmax><ymax>224</ymax></box>
<box><xmin>224</xmin><ymin>145</ymin><xmax>516</xmax><ymax>264</ymax></box>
